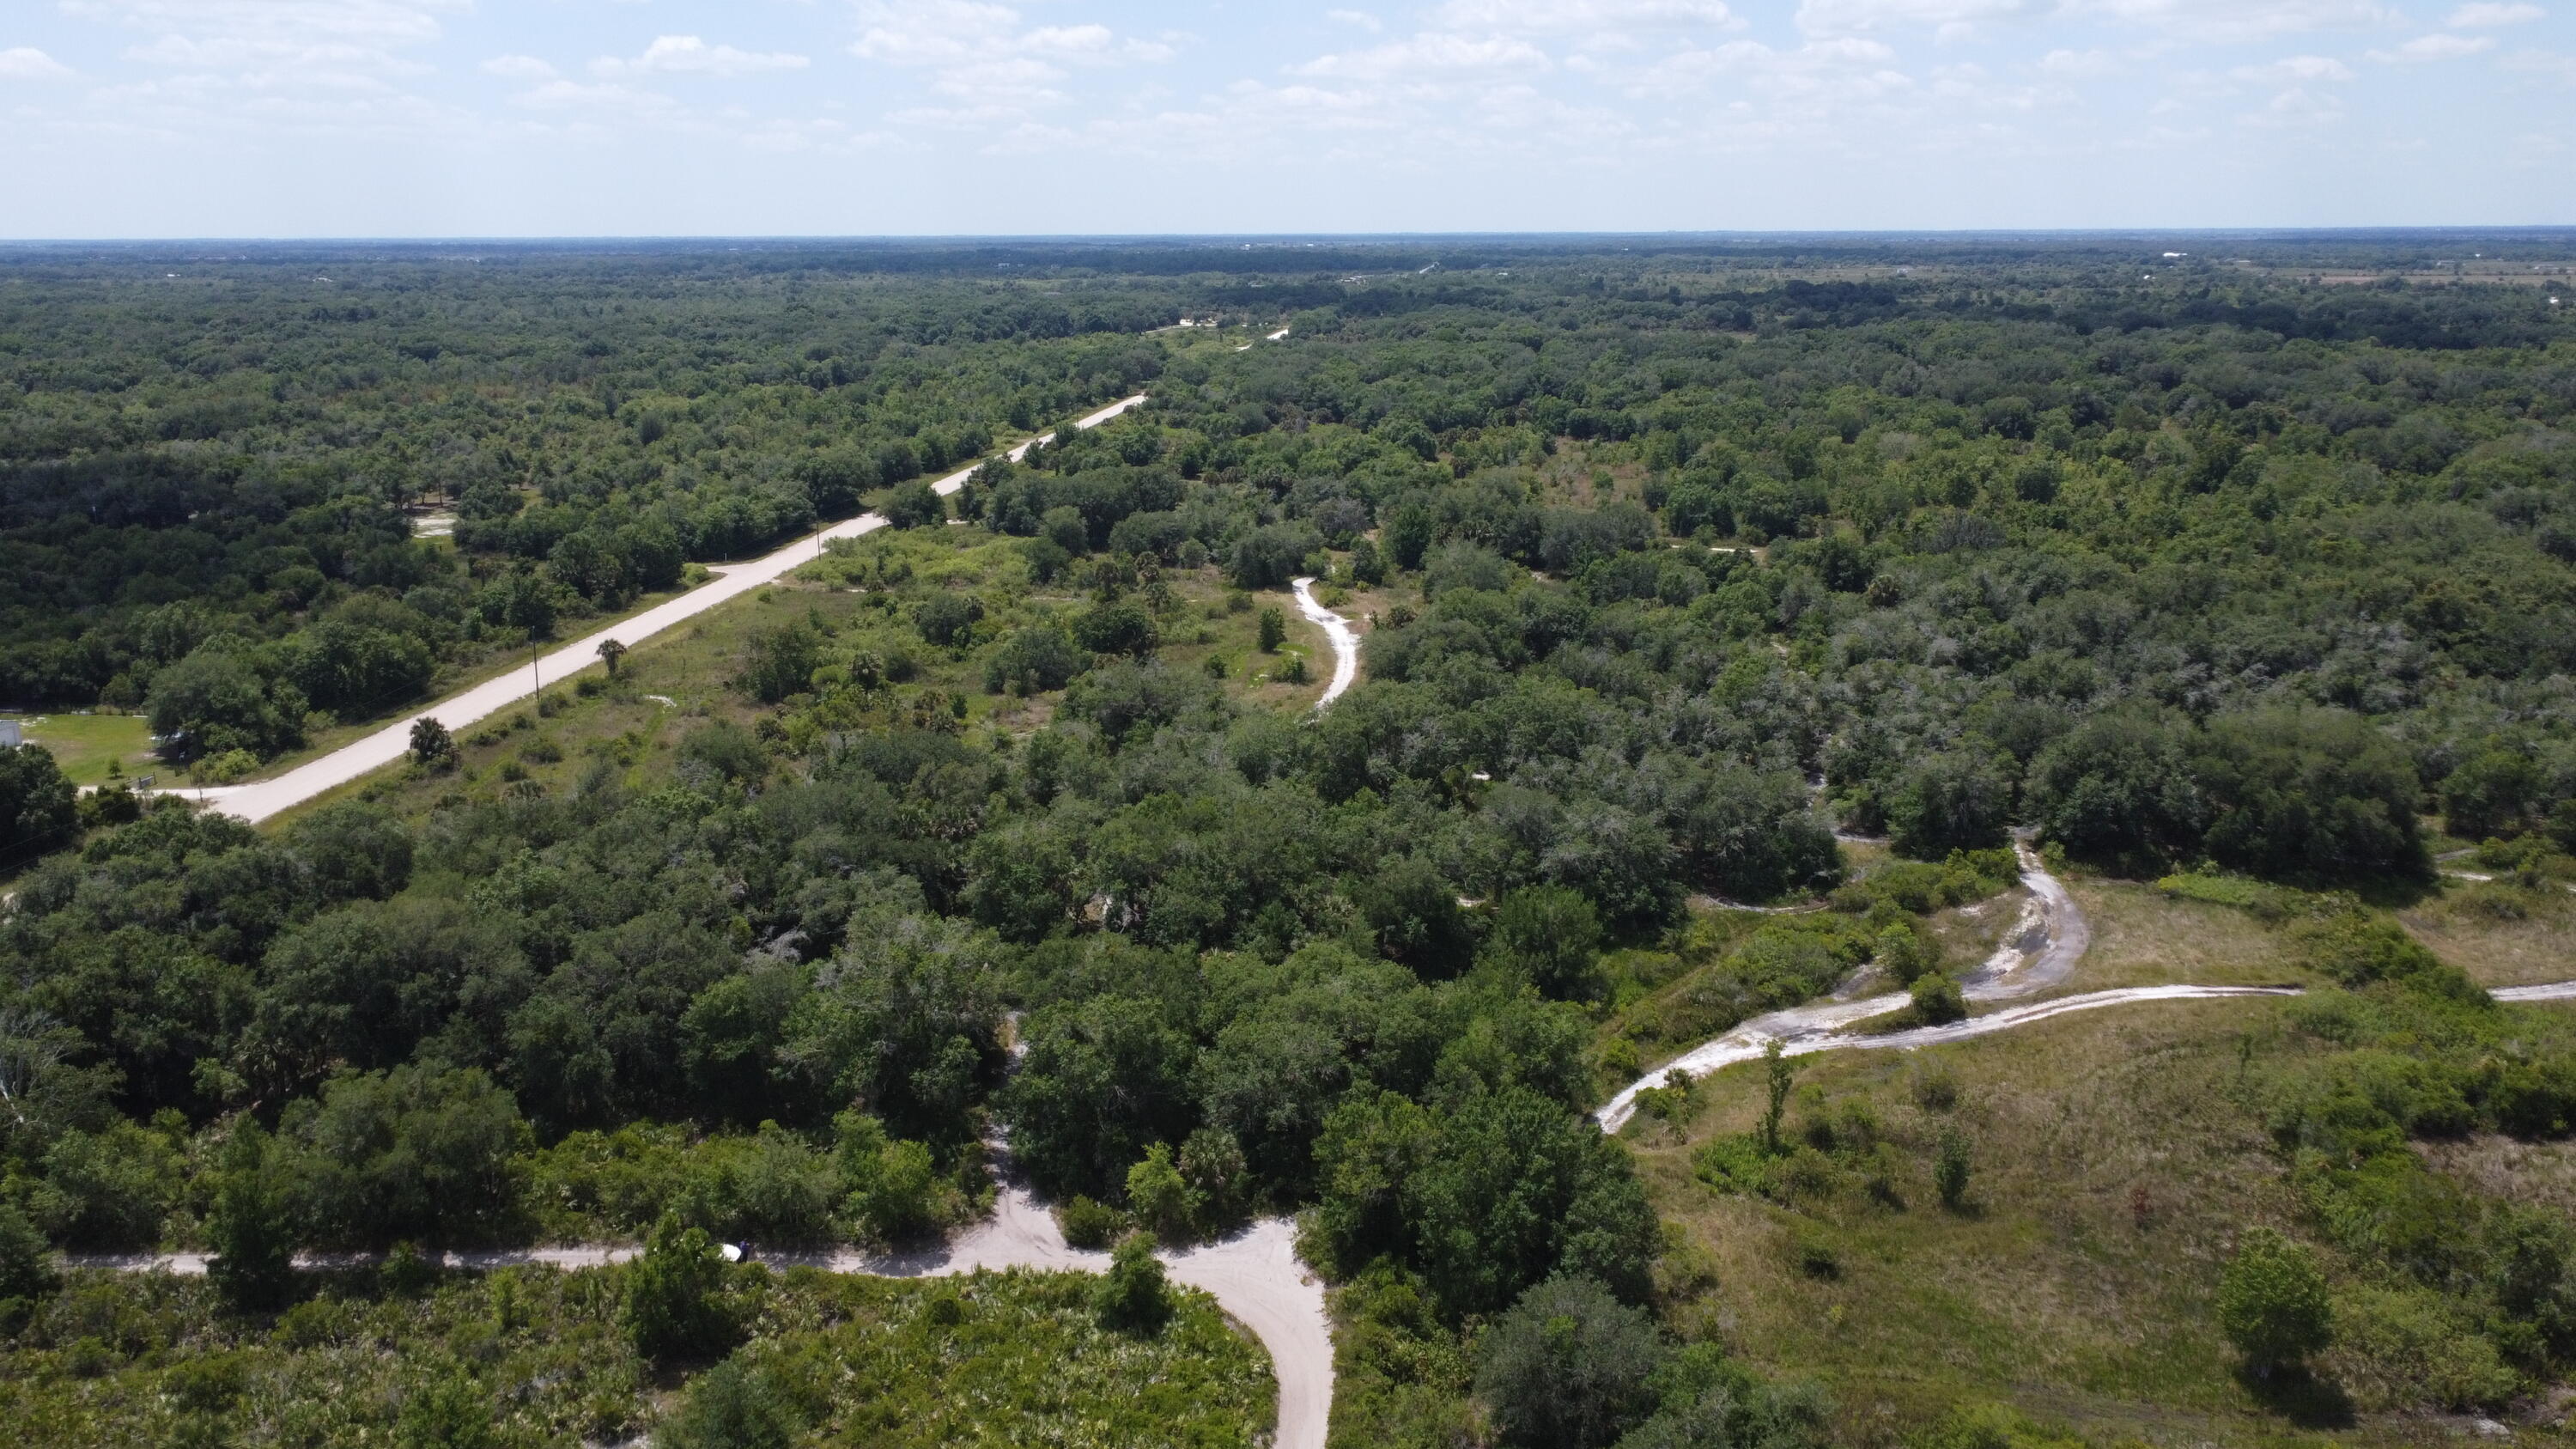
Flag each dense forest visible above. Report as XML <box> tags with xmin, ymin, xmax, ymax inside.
<box><xmin>3</xmin><ymin>235</ymin><xmax>2576</xmax><ymax>1447</ymax></box>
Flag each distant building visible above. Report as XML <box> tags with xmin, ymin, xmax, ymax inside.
<box><xmin>0</xmin><ymin>719</ymin><xmax>20</xmax><ymax>747</ymax></box>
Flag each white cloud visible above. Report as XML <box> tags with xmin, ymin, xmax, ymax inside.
<box><xmin>514</xmin><ymin>79</ymin><xmax>677</xmax><ymax>112</ymax></box>
<box><xmin>2238</xmin><ymin>82</ymin><xmax>2343</xmax><ymax>125</ymax></box>
<box><xmin>2072</xmin><ymin>0</ymin><xmax>2397</xmax><ymax>42</ymax></box>
<box><xmin>0</xmin><ymin>46</ymin><xmax>76</xmax><ymax>80</ymax></box>
<box><xmin>1435</xmin><ymin>0</ymin><xmax>1736</xmax><ymax>30</ymax></box>
<box><xmin>2499</xmin><ymin>45</ymin><xmax>2576</xmax><ymax>78</ymax></box>
<box><xmin>1327</xmin><ymin>9</ymin><xmax>1385</xmax><ymax>31</ymax></box>
<box><xmin>479</xmin><ymin>53</ymin><xmax>557</xmax><ymax>82</ymax></box>
<box><xmin>1295</xmin><ymin>33</ymin><xmax>1553</xmax><ymax>79</ymax></box>
<box><xmin>1797</xmin><ymin>0</ymin><xmax>2046</xmax><ymax>38</ymax></box>
<box><xmin>2366</xmin><ymin>31</ymin><xmax>2494</xmax><ymax>59</ymax></box>
<box><xmin>592</xmin><ymin>36</ymin><xmax>810</xmax><ymax>79</ymax></box>
<box><xmin>2232</xmin><ymin>53</ymin><xmax>2354</xmax><ymax>80</ymax></box>
<box><xmin>2447</xmin><ymin>3</ymin><xmax>2544</xmax><ymax>24</ymax></box>
<box><xmin>2038</xmin><ymin>46</ymin><xmax>2119</xmax><ymax>73</ymax></box>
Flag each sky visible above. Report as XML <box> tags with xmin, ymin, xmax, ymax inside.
<box><xmin>1</xmin><ymin>1</ymin><xmax>2572</xmax><ymax>238</ymax></box>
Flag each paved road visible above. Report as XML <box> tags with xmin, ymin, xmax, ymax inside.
<box><xmin>195</xmin><ymin>395</ymin><xmax>1147</xmax><ymax>824</ymax></box>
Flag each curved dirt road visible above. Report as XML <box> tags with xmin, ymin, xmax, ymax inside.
<box><xmin>1289</xmin><ymin>577</ymin><xmax>1360</xmax><ymax>708</ymax></box>
<box><xmin>194</xmin><ymin>395</ymin><xmax>1150</xmax><ymax>825</ymax></box>
<box><xmin>77</xmin><ymin>1185</ymin><xmax>1334</xmax><ymax>1449</ymax></box>
<box><xmin>1600</xmin><ymin>843</ymin><xmax>2566</xmax><ymax>1131</ymax></box>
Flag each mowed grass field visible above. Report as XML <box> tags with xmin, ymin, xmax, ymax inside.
<box><xmin>14</xmin><ymin>712</ymin><xmax>157</xmax><ymax>786</ymax></box>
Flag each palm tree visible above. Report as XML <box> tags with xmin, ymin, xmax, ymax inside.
<box><xmin>597</xmin><ymin>638</ymin><xmax>628</xmax><ymax>679</ymax></box>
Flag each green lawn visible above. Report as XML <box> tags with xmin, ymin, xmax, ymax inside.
<box><xmin>14</xmin><ymin>712</ymin><xmax>157</xmax><ymax>787</ymax></box>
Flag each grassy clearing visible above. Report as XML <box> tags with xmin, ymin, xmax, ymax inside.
<box><xmin>267</xmin><ymin>524</ymin><xmax>1364</xmax><ymax>832</ymax></box>
<box><xmin>2</xmin><ymin>1262</ymin><xmax>1270</xmax><ymax>1449</ymax></box>
<box><xmin>13</xmin><ymin>713</ymin><xmax>156</xmax><ymax>787</ymax></box>
<box><xmin>1626</xmin><ymin>995</ymin><xmax>2558</xmax><ymax>1447</ymax></box>
<box><xmin>2401</xmin><ymin>879</ymin><xmax>2576</xmax><ymax>989</ymax></box>
<box><xmin>2052</xmin><ymin>874</ymin><xmax>2298</xmax><ymax>994</ymax></box>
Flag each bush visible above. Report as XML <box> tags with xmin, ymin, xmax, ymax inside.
<box><xmin>1093</xmin><ymin>1232</ymin><xmax>1173</xmax><ymax>1335</ymax></box>
<box><xmin>1473</xmin><ymin>1275</ymin><xmax>1666</xmax><ymax>1449</ymax></box>
<box><xmin>882</xmin><ymin>479</ymin><xmax>944</xmax><ymax>529</ymax></box>
<box><xmin>0</xmin><ymin>1200</ymin><xmax>60</xmax><ymax>1307</ymax></box>
<box><xmin>1059</xmin><ymin>1196</ymin><xmax>1124</xmax><ymax>1250</ymax></box>
<box><xmin>622</xmin><ymin>1215</ymin><xmax>738</xmax><ymax>1365</ymax></box>
<box><xmin>659</xmin><ymin>1358</ymin><xmax>805</xmax><ymax>1449</ymax></box>
<box><xmin>207</xmin><ymin>1121</ymin><xmax>295</xmax><ymax>1314</ymax></box>
<box><xmin>1256</xmin><ymin>606</ymin><xmax>1285</xmax><ymax>653</ymax></box>
<box><xmin>1909</xmin><ymin>971</ymin><xmax>1967</xmax><ymax>1026</ymax></box>
<box><xmin>1934</xmin><ymin>1129</ymin><xmax>1973</xmax><ymax>1211</ymax></box>
<box><xmin>2217</xmin><ymin>1227</ymin><xmax>2334</xmax><ymax>1372</ymax></box>
<box><xmin>1124</xmin><ymin>1142</ymin><xmax>1197</xmax><ymax>1242</ymax></box>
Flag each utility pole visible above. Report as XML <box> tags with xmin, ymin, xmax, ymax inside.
<box><xmin>532</xmin><ymin>637</ymin><xmax>541</xmax><ymax>696</ymax></box>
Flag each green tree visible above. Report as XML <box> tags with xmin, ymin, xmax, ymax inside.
<box><xmin>623</xmin><ymin>1213</ymin><xmax>738</xmax><ymax>1365</ymax></box>
<box><xmin>883</xmin><ymin>479</ymin><xmax>945</xmax><ymax>529</ymax></box>
<box><xmin>207</xmin><ymin>1120</ymin><xmax>296</xmax><ymax>1314</ymax></box>
<box><xmin>2216</xmin><ymin>1227</ymin><xmax>2334</xmax><ymax>1373</ymax></box>
<box><xmin>1761</xmin><ymin>1041</ymin><xmax>1796</xmax><ymax>1155</ymax></box>
<box><xmin>2441</xmin><ymin>748</ymin><xmax>2541</xmax><ymax>841</ymax></box>
<box><xmin>0</xmin><ymin>743</ymin><xmax>77</xmax><ymax>857</ymax></box>
<box><xmin>2022</xmin><ymin>712</ymin><xmax>2206</xmax><ymax>873</ymax></box>
<box><xmin>0</xmin><ymin>1199</ymin><xmax>61</xmax><ymax>1306</ymax></box>
<box><xmin>1256</xmin><ymin>606</ymin><xmax>1286</xmax><ymax>653</ymax></box>
<box><xmin>595</xmin><ymin>636</ymin><xmax>627</xmax><ymax>678</ymax></box>
<box><xmin>1887</xmin><ymin>751</ymin><xmax>2013</xmax><ymax>859</ymax></box>
<box><xmin>1483</xmin><ymin>885</ymin><xmax>1603</xmax><ymax>1001</ymax></box>
<box><xmin>1473</xmin><ymin>1275</ymin><xmax>1668</xmax><ymax>1449</ymax></box>
<box><xmin>1093</xmin><ymin>1231</ymin><xmax>1173</xmax><ymax>1335</ymax></box>
<box><xmin>407</xmin><ymin>716</ymin><xmax>455</xmax><ymax>768</ymax></box>
<box><xmin>1124</xmin><ymin>1142</ymin><xmax>1197</xmax><ymax>1241</ymax></box>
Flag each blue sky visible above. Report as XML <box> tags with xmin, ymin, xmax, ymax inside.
<box><xmin>2</xmin><ymin>1</ymin><xmax>2571</xmax><ymax>237</ymax></box>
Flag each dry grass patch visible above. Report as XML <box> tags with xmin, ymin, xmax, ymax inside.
<box><xmin>2400</xmin><ymin>882</ymin><xmax>2576</xmax><ymax>989</ymax></box>
<box><xmin>2052</xmin><ymin>876</ymin><xmax>2296</xmax><ymax>994</ymax></box>
<box><xmin>1629</xmin><ymin>998</ymin><xmax>2465</xmax><ymax>1447</ymax></box>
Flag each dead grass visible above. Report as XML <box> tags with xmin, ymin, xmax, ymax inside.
<box><xmin>2400</xmin><ymin>882</ymin><xmax>2576</xmax><ymax>989</ymax></box>
<box><xmin>1631</xmin><ymin>999</ymin><xmax>2470</xmax><ymax>1447</ymax></box>
<box><xmin>2052</xmin><ymin>875</ymin><xmax>2299</xmax><ymax>995</ymax></box>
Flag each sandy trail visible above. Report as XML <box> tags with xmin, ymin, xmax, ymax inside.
<box><xmin>1596</xmin><ymin>843</ymin><xmax>2560</xmax><ymax>1132</ymax></box>
<box><xmin>191</xmin><ymin>395</ymin><xmax>1148</xmax><ymax>825</ymax></box>
<box><xmin>72</xmin><ymin>1182</ymin><xmax>1334</xmax><ymax>1449</ymax></box>
<box><xmin>1289</xmin><ymin>578</ymin><xmax>1360</xmax><ymax>708</ymax></box>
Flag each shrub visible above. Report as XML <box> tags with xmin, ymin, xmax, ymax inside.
<box><xmin>1059</xmin><ymin>1196</ymin><xmax>1124</xmax><ymax>1250</ymax></box>
<box><xmin>882</xmin><ymin>479</ymin><xmax>944</xmax><ymax>530</ymax></box>
<box><xmin>207</xmin><ymin>1121</ymin><xmax>295</xmax><ymax>1314</ymax></box>
<box><xmin>0</xmin><ymin>1200</ymin><xmax>61</xmax><ymax>1307</ymax></box>
<box><xmin>1256</xmin><ymin>606</ymin><xmax>1285</xmax><ymax>653</ymax></box>
<box><xmin>1473</xmin><ymin>1275</ymin><xmax>1667</xmax><ymax>1449</ymax></box>
<box><xmin>622</xmin><ymin>1215</ymin><xmax>738</xmax><ymax>1365</ymax></box>
<box><xmin>1909</xmin><ymin>971</ymin><xmax>1967</xmax><ymax>1026</ymax></box>
<box><xmin>1124</xmin><ymin>1142</ymin><xmax>1197</xmax><ymax>1242</ymax></box>
<box><xmin>2217</xmin><ymin>1227</ymin><xmax>2334</xmax><ymax>1372</ymax></box>
<box><xmin>1093</xmin><ymin>1232</ymin><xmax>1173</xmax><ymax>1335</ymax></box>
<box><xmin>659</xmin><ymin>1358</ymin><xmax>805</xmax><ymax>1449</ymax></box>
<box><xmin>1934</xmin><ymin>1129</ymin><xmax>1973</xmax><ymax>1211</ymax></box>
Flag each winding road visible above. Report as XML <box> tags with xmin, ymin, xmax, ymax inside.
<box><xmin>193</xmin><ymin>394</ymin><xmax>1151</xmax><ymax>824</ymax></box>
<box><xmin>1598</xmin><ymin>845</ymin><xmax>2573</xmax><ymax>1132</ymax></box>
<box><xmin>1289</xmin><ymin>578</ymin><xmax>1361</xmax><ymax>708</ymax></box>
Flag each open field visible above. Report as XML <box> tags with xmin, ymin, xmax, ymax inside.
<box><xmin>10</xmin><ymin>712</ymin><xmax>155</xmax><ymax>786</ymax></box>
